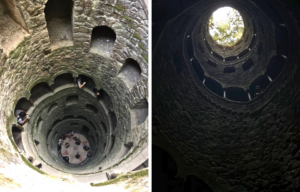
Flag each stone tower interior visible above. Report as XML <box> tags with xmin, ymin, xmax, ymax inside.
<box><xmin>0</xmin><ymin>0</ymin><xmax>148</xmax><ymax>191</ymax></box>
<box><xmin>153</xmin><ymin>0</ymin><xmax>300</xmax><ymax>191</ymax></box>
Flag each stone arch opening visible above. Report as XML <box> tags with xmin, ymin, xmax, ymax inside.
<box><xmin>48</xmin><ymin>103</ymin><xmax>58</xmax><ymax>113</ymax></box>
<box><xmin>53</xmin><ymin>73</ymin><xmax>74</xmax><ymax>89</ymax></box>
<box><xmin>133</xmin><ymin>159</ymin><xmax>148</xmax><ymax>171</ymax></box>
<box><xmin>266</xmin><ymin>55</ymin><xmax>285</xmax><ymax>80</ymax></box>
<box><xmin>82</xmin><ymin>126</ymin><xmax>90</xmax><ymax>134</ymax></box>
<box><xmin>98</xmin><ymin>89</ymin><xmax>112</xmax><ymax>109</ymax></box>
<box><xmin>111</xmin><ymin>112</ymin><xmax>117</xmax><ymax>132</ymax></box>
<box><xmin>44</xmin><ymin>0</ymin><xmax>74</xmax><ymax>44</ymax></box>
<box><xmin>101</xmin><ymin>122</ymin><xmax>107</xmax><ymax>133</ymax></box>
<box><xmin>205</xmin><ymin>77</ymin><xmax>223</xmax><ymax>97</ymax></box>
<box><xmin>77</xmin><ymin>74</ymin><xmax>95</xmax><ymax>91</ymax></box>
<box><xmin>90</xmin><ymin>26</ymin><xmax>116</xmax><ymax>56</ymax></box>
<box><xmin>131</xmin><ymin>99</ymin><xmax>148</xmax><ymax>126</ymax></box>
<box><xmin>226</xmin><ymin>87</ymin><xmax>248</xmax><ymax>102</ymax></box>
<box><xmin>184</xmin><ymin>175</ymin><xmax>214</xmax><ymax>192</ymax></box>
<box><xmin>86</xmin><ymin>104</ymin><xmax>98</xmax><ymax>114</ymax></box>
<box><xmin>12</xmin><ymin>126</ymin><xmax>25</xmax><ymax>151</ymax></box>
<box><xmin>0</xmin><ymin>0</ymin><xmax>29</xmax><ymax>54</ymax></box>
<box><xmin>15</xmin><ymin>98</ymin><xmax>32</xmax><ymax>114</ymax></box>
<box><xmin>152</xmin><ymin>145</ymin><xmax>180</xmax><ymax>191</ymax></box>
<box><xmin>66</xmin><ymin>95</ymin><xmax>78</xmax><ymax>106</ymax></box>
<box><xmin>118</xmin><ymin>58</ymin><xmax>142</xmax><ymax>88</ymax></box>
<box><xmin>192</xmin><ymin>59</ymin><xmax>205</xmax><ymax>81</ymax></box>
<box><xmin>242</xmin><ymin>58</ymin><xmax>254</xmax><ymax>71</ymax></box>
<box><xmin>249</xmin><ymin>75</ymin><xmax>270</xmax><ymax>98</ymax></box>
<box><xmin>29</xmin><ymin>82</ymin><xmax>51</xmax><ymax>102</ymax></box>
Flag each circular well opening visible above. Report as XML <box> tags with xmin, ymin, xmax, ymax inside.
<box><xmin>209</xmin><ymin>7</ymin><xmax>245</xmax><ymax>47</ymax></box>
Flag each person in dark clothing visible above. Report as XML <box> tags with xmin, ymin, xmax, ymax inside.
<box><xmin>75</xmin><ymin>153</ymin><xmax>80</xmax><ymax>159</ymax></box>
<box><xmin>35</xmin><ymin>163</ymin><xmax>42</xmax><ymax>169</ymax></box>
<box><xmin>87</xmin><ymin>151</ymin><xmax>92</xmax><ymax>157</ymax></box>
<box><xmin>83</xmin><ymin>145</ymin><xmax>90</xmax><ymax>151</ymax></box>
<box><xmin>75</xmin><ymin>139</ymin><xmax>81</xmax><ymax>145</ymax></box>
<box><xmin>58</xmin><ymin>145</ymin><xmax>62</xmax><ymax>151</ymax></box>
<box><xmin>16</xmin><ymin>109</ymin><xmax>30</xmax><ymax>125</ymax></box>
<box><xmin>63</xmin><ymin>156</ymin><xmax>69</xmax><ymax>163</ymax></box>
<box><xmin>65</xmin><ymin>143</ymin><xmax>70</xmax><ymax>148</ymax></box>
<box><xmin>62</xmin><ymin>135</ymin><xmax>66</xmax><ymax>140</ymax></box>
<box><xmin>73</xmin><ymin>136</ymin><xmax>79</xmax><ymax>141</ymax></box>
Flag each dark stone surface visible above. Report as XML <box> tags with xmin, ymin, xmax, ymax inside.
<box><xmin>153</xmin><ymin>0</ymin><xmax>300</xmax><ymax>191</ymax></box>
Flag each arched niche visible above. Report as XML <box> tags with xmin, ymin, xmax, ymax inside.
<box><xmin>90</xmin><ymin>26</ymin><xmax>116</xmax><ymax>56</ymax></box>
<box><xmin>133</xmin><ymin>159</ymin><xmax>148</xmax><ymax>171</ymax></box>
<box><xmin>66</xmin><ymin>95</ymin><xmax>78</xmax><ymax>106</ymax></box>
<box><xmin>29</xmin><ymin>82</ymin><xmax>51</xmax><ymax>102</ymax></box>
<box><xmin>226</xmin><ymin>87</ymin><xmax>248</xmax><ymax>102</ymax></box>
<box><xmin>0</xmin><ymin>0</ymin><xmax>29</xmax><ymax>54</ymax></box>
<box><xmin>275</xmin><ymin>26</ymin><xmax>289</xmax><ymax>56</ymax></box>
<box><xmin>110</xmin><ymin>112</ymin><xmax>117</xmax><ymax>132</ymax></box>
<box><xmin>77</xmin><ymin>75</ymin><xmax>95</xmax><ymax>91</ymax></box>
<box><xmin>242</xmin><ymin>58</ymin><xmax>254</xmax><ymax>71</ymax></box>
<box><xmin>98</xmin><ymin>89</ymin><xmax>112</xmax><ymax>109</ymax></box>
<box><xmin>224</xmin><ymin>66</ymin><xmax>236</xmax><ymax>73</ymax></box>
<box><xmin>100</xmin><ymin>122</ymin><xmax>107</xmax><ymax>133</ymax></box>
<box><xmin>205</xmin><ymin>77</ymin><xmax>223</xmax><ymax>97</ymax></box>
<box><xmin>14</xmin><ymin>98</ymin><xmax>32</xmax><ymax>115</ymax></box>
<box><xmin>48</xmin><ymin>103</ymin><xmax>58</xmax><ymax>113</ymax></box>
<box><xmin>53</xmin><ymin>73</ymin><xmax>74</xmax><ymax>89</ymax></box>
<box><xmin>86</xmin><ymin>104</ymin><xmax>98</xmax><ymax>114</ymax></box>
<box><xmin>82</xmin><ymin>126</ymin><xmax>90</xmax><ymax>134</ymax></box>
<box><xmin>152</xmin><ymin>145</ymin><xmax>180</xmax><ymax>191</ymax></box>
<box><xmin>12</xmin><ymin>126</ymin><xmax>25</xmax><ymax>151</ymax></box>
<box><xmin>192</xmin><ymin>59</ymin><xmax>204</xmax><ymax>81</ymax></box>
<box><xmin>249</xmin><ymin>75</ymin><xmax>270</xmax><ymax>98</ymax></box>
<box><xmin>131</xmin><ymin>99</ymin><xmax>148</xmax><ymax>126</ymax></box>
<box><xmin>266</xmin><ymin>55</ymin><xmax>285</xmax><ymax>80</ymax></box>
<box><xmin>118</xmin><ymin>58</ymin><xmax>142</xmax><ymax>88</ymax></box>
<box><xmin>184</xmin><ymin>175</ymin><xmax>214</xmax><ymax>192</ymax></box>
<box><xmin>187</xmin><ymin>36</ymin><xmax>194</xmax><ymax>58</ymax></box>
<box><xmin>44</xmin><ymin>0</ymin><xmax>74</xmax><ymax>44</ymax></box>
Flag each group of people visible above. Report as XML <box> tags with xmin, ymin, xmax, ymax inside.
<box><xmin>27</xmin><ymin>156</ymin><xmax>42</xmax><ymax>170</ymax></box>
<box><xmin>15</xmin><ymin>76</ymin><xmax>100</xmax><ymax>126</ymax></box>
<box><xmin>58</xmin><ymin>131</ymin><xmax>93</xmax><ymax>164</ymax></box>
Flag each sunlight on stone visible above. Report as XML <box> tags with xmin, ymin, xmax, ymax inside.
<box><xmin>209</xmin><ymin>7</ymin><xmax>244</xmax><ymax>46</ymax></box>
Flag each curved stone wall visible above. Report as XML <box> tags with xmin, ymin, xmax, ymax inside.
<box><xmin>0</xmin><ymin>0</ymin><xmax>148</xmax><ymax>186</ymax></box>
<box><xmin>153</xmin><ymin>0</ymin><xmax>300</xmax><ymax>191</ymax></box>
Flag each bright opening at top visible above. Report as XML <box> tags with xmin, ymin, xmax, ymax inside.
<box><xmin>209</xmin><ymin>7</ymin><xmax>245</xmax><ymax>47</ymax></box>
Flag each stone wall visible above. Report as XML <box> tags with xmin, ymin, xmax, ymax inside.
<box><xmin>0</xmin><ymin>0</ymin><xmax>148</xmax><ymax>186</ymax></box>
<box><xmin>153</xmin><ymin>0</ymin><xmax>300</xmax><ymax>191</ymax></box>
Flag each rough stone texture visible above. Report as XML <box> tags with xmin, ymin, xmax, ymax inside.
<box><xmin>0</xmin><ymin>0</ymin><xmax>148</xmax><ymax>186</ymax></box>
<box><xmin>153</xmin><ymin>0</ymin><xmax>300</xmax><ymax>191</ymax></box>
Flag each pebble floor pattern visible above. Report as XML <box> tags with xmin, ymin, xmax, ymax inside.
<box><xmin>60</xmin><ymin>133</ymin><xmax>90</xmax><ymax>164</ymax></box>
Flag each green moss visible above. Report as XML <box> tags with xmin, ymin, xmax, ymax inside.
<box><xmin>0</xmin><ymin>173</ymin><xmax>21</xmax><ymax>187</ymax></box>
<box><xmin>133</xmin><ymin>33</ymin><xmax>141</xmax><ymax>41</ymax></box>
<box><xmin>9</xmin><ymin>50</ymin><xmax>15</xmax><ymax>57</ymax></box>
<box><xmin>122</xmin><ymin>15</ymin><xmax>131</xmax><ymax>22</ymax></box>
<box><xmin>141</xmin><ymin>53</ymin><xmax>148</xmax><ymax>63</ymax></box>
<box><xmin>6</xmin><ymin>114</ymin><xmax>19</xmax><ymax>153</ymax></box>
<box><xmin>128</xmin><ymin>24</ymin><xmax>136</xmax><ymax>30</ymax></box>
<box><xmin>0</xmin><ymin>148</ymin><xmax>14</xmax><ymax>164</ymax></box>
<box><xmin>138</xmin><ymin>43</ymin><xmax>146</xmax><ymax>50</ymax></box>
<box><xmin>20</xmin><ymin>155</ymin><xmax>47</xmax><ymax>175</ymax></box>
<box><xmin>90</xmin><ymin>169</ymin><xmax>148</xmax><ymax>187</ymax></box>
<box><xmin>114</xmin><ymin>5</ymin><xmax>125</xmax><ymax>11</ymax></box>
